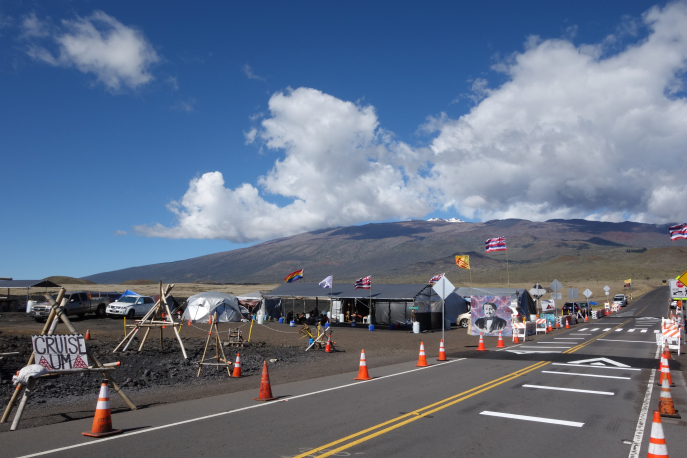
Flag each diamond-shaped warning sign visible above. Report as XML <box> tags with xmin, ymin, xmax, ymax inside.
<box><xmin>38</xmin><ymin>356</ymin><xmax>52</xmax><ymax>370</ymax></box>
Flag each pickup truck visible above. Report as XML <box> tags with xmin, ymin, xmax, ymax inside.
<box><xmin>106</xmin><ymin>295</ymin><xmax>157</xmax><ymax>319</ymax></box>
<box><xmin>613</xmin><ymin>294</ymin><xmax>628</xmax><ymax>307</ymax></box>
<box><xmin>29</xmin><ymin>291</ymin><xmax>112</xmax><ymax>322</ymax></box>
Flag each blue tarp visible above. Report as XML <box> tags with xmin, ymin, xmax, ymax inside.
<box><xmin>117</xmin><ymin>289</ymin><xmax>141</xmax><ymax>300</ymax></box>
<box><xmin>590</xmin><ymin>301</ymin><xmax>598</xmax><ymax>305</ymax></box>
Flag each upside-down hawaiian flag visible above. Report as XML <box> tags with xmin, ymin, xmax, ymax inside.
<box><xmin>429</xmin><ymin>273</ymin><xmax>444</xmax><ymax>283</ymax></box>
<box><xmin>284</xmin><ymin>269</ymin><xmax>304</xmax><ymax>283</ymax></box>
<box><xmin>669</xmin><ymin>224</ymin><xmax>687</xmax><ymax>240</ymax></box>
<box><xmin>355</xmin><ymin>276</ymin><xmax>371</xmax><ymax>289</ymax></box>
<box><xmin>485</xmin><ymin>236</ymin><xmax>507</xmax><ymax>253</ymax></box>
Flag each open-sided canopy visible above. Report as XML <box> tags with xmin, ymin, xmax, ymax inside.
<box><xmin>0</xmin><ymin>279</ymin><xmax>61</xmax><ymax>288</ymax></box>
<box><xmin>267</xmin><ymin>282</ymin><xmax>431</xmax><ymax>300</ymax></box>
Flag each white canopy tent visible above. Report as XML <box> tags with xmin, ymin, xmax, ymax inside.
<box><xmin>182</xmin><ymin>291</ymin><xmax>249</xmax><ymax>323</ymax></box>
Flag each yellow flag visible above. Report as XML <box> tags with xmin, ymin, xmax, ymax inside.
<box><xmin>677</xmin><ymin>270</ymin><xmax>687</xmax><ymax>285</ymax></box>
<box><xmin>455</xmin><ymin>255</ymin><xmax>470</xmax><ymax>270</ymax></box>
<box><xmin>624</xmin><ymin>278</ymin><xmax>632</xmax><ymax>284</ymax></box>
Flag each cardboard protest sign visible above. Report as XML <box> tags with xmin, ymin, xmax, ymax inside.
<box><xmin>31</xmin><ymin>335</ymin><xmax>89</xmax><ymax>370</ymax></box>
<box><xmin>470</xmin><ymin>295</ymin><xmax>512</xmax><ymax>336</ymax></box>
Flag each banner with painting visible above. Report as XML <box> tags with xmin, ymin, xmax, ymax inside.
<box><xmin>470</xmin><ymin>295</ymin><xmax>512</xmax><ymax>336</ymax></box>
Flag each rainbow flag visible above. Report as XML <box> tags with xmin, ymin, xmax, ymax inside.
<box><xmin>284</xmin><ymin>269</ymin><xmax>304</xmax><ymax>283</ymax></box>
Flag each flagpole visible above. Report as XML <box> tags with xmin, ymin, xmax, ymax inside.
<box><xmin>369</xmin><ymin>277</ymin><xmax>372</xmax><ymax>328</ymax></box>
<box><xmin>330</xmin><ymin>278</ymin><xmax>333</xmax><ymax>323</ymax></box>
<box><xmin>505</xmin><ymin>247</ymin><xmax>510</xmax><ymax>295</ymax></box>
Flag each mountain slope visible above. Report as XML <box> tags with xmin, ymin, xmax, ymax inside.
<box><xmin>83</xmin><ymin>219</ymin><xmax>686</xmax><ymax>284</ymax></box>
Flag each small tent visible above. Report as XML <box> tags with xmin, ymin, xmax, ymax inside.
<box><xmin>182</xmin><ymin>291</ymin><xmax>249</xmax><ymax>323</ymax></box>
<box><xmin>117</xmin><ymin>289</ymin><xmax>141</xmax><ymax>300</ymax></box>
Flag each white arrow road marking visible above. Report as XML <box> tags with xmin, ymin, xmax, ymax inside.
<box><xmin>480</xmin><ymin>411</ymin><xmax>584</xmax><ymax>427</ymax></box>
<box><xmin>522</xmin><ymin>384</ymin><xmax>614</xmax><ymax>395</ymax></box>
<box><xmin>567</xmin><ymin>357</ymin><xmax>629</xmax><ymax>367</ymax></box>
<box><xmin>542</xmin><ymin>371</ymin><xmax>631</xmax><ymax>380</ymax></box>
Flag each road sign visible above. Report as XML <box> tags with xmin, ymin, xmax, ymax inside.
<box><xmin>550</xmin><ymin>279</ymin><xmax>563</xmax><ymax>292</ymax></box>
<box><xmin>583</xmin><ymin>289</ymin><xmax>593</xmax><ymax>298</ymax></box>
<box><xmin>567</xmin><ymin>288</ymin><xmax>578</xmax><ymax>299</ymax></box>
<box><xmin>603</xmin><ymin>285</ymin><xmax>610</xmax><ymax>292</ymax></box>
<box><xmin>551</xmin><ymin>293</ymin><xmax>562</xmax><ymax>300</ymax></box>
<box><xmin>529</xmin><ymin>284</ymin><xmax>546</xmax><ymax>299</ymax></box>
<box><xmin>432</xmin><ymin>276</ymin><xmax>455</xmax><ymax>300</ymax></box>
<box><xmin>605</xmin><ymin>291</ymin><xmax>609</xmax><ymax>295</ymax></box>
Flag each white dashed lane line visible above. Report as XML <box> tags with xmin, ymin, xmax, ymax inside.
<box><xmin>522</xmin><ymin>384</ymin><xmax>614</xmax><ymax>395</ymax></box>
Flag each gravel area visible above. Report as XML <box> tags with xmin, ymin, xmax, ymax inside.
<box><xmin>0</xmin><ymin>311</ymin><xmax>544</xmax><ymax>431</ymax></box>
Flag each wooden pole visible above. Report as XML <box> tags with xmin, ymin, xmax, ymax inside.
<box><xmin>42</xmin><ymin>293</ymin><xmax>136</xmax><ymax>411</ymax></box>
<box><xmin>1</xmin><ymin>290</ymin><xmax>65</xmax><ymax>424</ymax></box>
<box><xmin>9</xmin><ymin>377</ymin><xmax>36</xmax><ymax>431</ymax></box>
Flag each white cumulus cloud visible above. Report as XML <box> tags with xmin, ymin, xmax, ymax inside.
<box><xmin>135</xmin><ymin>88</ymin><xmax>430</xmax><ymax>242</ymax></box>
<box><xmin>140</xmin><ymin>1</ymin><xmax>687</xmax><ymax>242</ymax></box>
<box><xmin>25</xmin><ymin>10</ymin><xmax>159</xmax><ymax>90</ymax></box>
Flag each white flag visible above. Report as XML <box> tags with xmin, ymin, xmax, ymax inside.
<box><xmin>319</xmin><ymin>275</ymin><xmax>333</xmax><ymax>289</ymax></box>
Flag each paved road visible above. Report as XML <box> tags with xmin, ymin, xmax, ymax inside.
<box><xmin>3</xmin><ymin>286</ymin><xmax>685</xmax><ymax>457</ymax></box>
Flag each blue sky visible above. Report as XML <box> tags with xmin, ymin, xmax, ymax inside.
<box><xmin>1</xmin><ymin>0</ymin><xmax>685</xmax><ymax>279</ymax></box>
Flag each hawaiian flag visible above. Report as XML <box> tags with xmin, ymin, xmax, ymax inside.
<box><xmin>429</xmin><ymin>273</ymin><xmax>444</xmax><ymax>283</ymax></box>
<box><xmin>355</xmin><ymin>276</ymin><xmax>371</xmax><ymax>289</ymax></box>
<box><xmin>284</xmin><ymin>269</ymin><xmax>304</xmax><ymax>283</ymax></box>
<box><xmin>485</xmin><ymin>236</ymin><xmax>507</xmax><ymax>252</ymax></box>
<box><xmin>669</xmin><ymin>224</ymin><xmax>687</xmax><ymax>240</ymax></box>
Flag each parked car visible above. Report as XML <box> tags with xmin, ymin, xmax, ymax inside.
<box><xmin>29</xmin><ymin>291</ymin><xmax>111</xmax><ymax>322</ymax></box>
<box><xmin>613</xmin><ymin>294</ymin><xmax>628</xmax><ymax>307</ymax></box>
<box><xmin>458</xmin><ymin>311</ymin><xmax>470</xmax><ymax>328</ymax></box>
<box><xmin>106</xmin><ymin>295</ymin><xmax>156</xmax><ymax>319</ymax></box>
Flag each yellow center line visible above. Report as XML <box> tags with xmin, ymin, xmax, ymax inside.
<box><xmin>292</xmin><ymin>361</ymin><xmax>550</xmax><ymax>458</ymax></box>
<box><xmin>562</xmin><ymin>318</ymin><xmax>631</xmax><ymax>353</ymax></box>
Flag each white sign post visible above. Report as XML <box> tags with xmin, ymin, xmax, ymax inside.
<box><xmin>31</xmin><ymin>335</ymin><xmax>89</xmax><ymax>370</ymax></box>
<box><xmin>433</xmin><ymin>276</ymin><xmax>455</xmax><ymax>342</ymax></box>
<box><xmin>550</xmin><ymin>279</ymin><xmax>563</xmax><ymax>320</ymax></box>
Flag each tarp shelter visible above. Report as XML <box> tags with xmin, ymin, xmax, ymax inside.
<box><xmin>117</xmin><ymin>289</ymin><xmax>141</xmax><ymax>300</ymax></box>
<box><xmin>267</xmin><ymin>282</ymin><xmax>468</xmax><ymax>330</ymax></box>
<box><xmin>182</xmin><ymin>291</ymin><xmax>249</xmax><ymax>323</ymax></box>
<box><xmin>237</xmin><ymin>291</ymin><xmax>283</xmax><ymax>320</ymax></box>
<box><xmin>0</xmin><ymin>279</ymin><xmax>62</xmax><ymax>310</ymax></box>
<box><xmin>455</xmin><ymin>287</ymin><xmax>536</xmax><ymax>320</ymax></box>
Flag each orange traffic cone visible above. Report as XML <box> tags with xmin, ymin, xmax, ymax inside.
<box><xmin>584</xmin><ymin>315</ymin><xmax>588</xmax><ymax>322</ymax></box>
<box><xmin>647</xmin><ymin>411</ymin><xmax>669</xmax><ymax>457</ymax></box>
<box><xmin>659</xmin><ymin>377</ymin><xmax>680</xmax><ymax>418</ymax></box>
<box><xmin>82</xmin><ymin>380</ymin><xmax>122</xmax><ymax>437</ymax></box>
<box><xmin>354</xmin><ymin>350</ymin><xmax>373</xmax><ymax>380</ymax></box>
<box><xmin>565</xmin><ymin>319</ymin><xmax>570</xmax><ymax>329</ymax></box>
<box><xmin>232</xmin><ymin>353</ymin><xmax>242</xmax><ymax>378</ymax></box>
<box><xmin>253</xmin><ymin>361</ymin><xmax>277</xmax><ymax>401</ymax></box>
<box><xmin>416</xmin><ymin>342</ymin><xmax>430</xmax><ymax>366</ymax></box>
<box><xmin>477</xmin><ymin>333</ymin><xmax>487</xmax><ymax>351</ymax></box>
<box><xmin>513</xmin><ymin>328</ymin><xmax>520</xmax><ymax>344</ymax></box>
<box><xmin>496</xmin><ymin>331</ymin><xmax>505</xmax><ymax>348</ymax></box>
<box><xmin>658</xmin><ymin>354</ymin><xmax>675</xmax><ymax>387</ymax></box>
<box><xmin>438</xmin><ymin>339</ymin><xmax>447</xmax><ymax>361</ymax></box>
<box><xmin>84</xmin><ymin>329</ymin><xmax>91</xmax><ymax>340</ymax></box>
<box><xmin>188</xmin><ymin>319</ymin><xmax>192</xmax><ymax>326</ymax></box>
<box><xmin>664</xmin><ymin>343</ymin><xmax>672</xmax><ymax>361</ymax></box>
<box><xmin>325</xmin><ymin>335</ymin><xmax>332</xmax><ymax>353</ymax></box>
<box><xmin>547</xmin><ymin>322</ymin><xmax>553</xmax><ymax>332</ymax></box>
